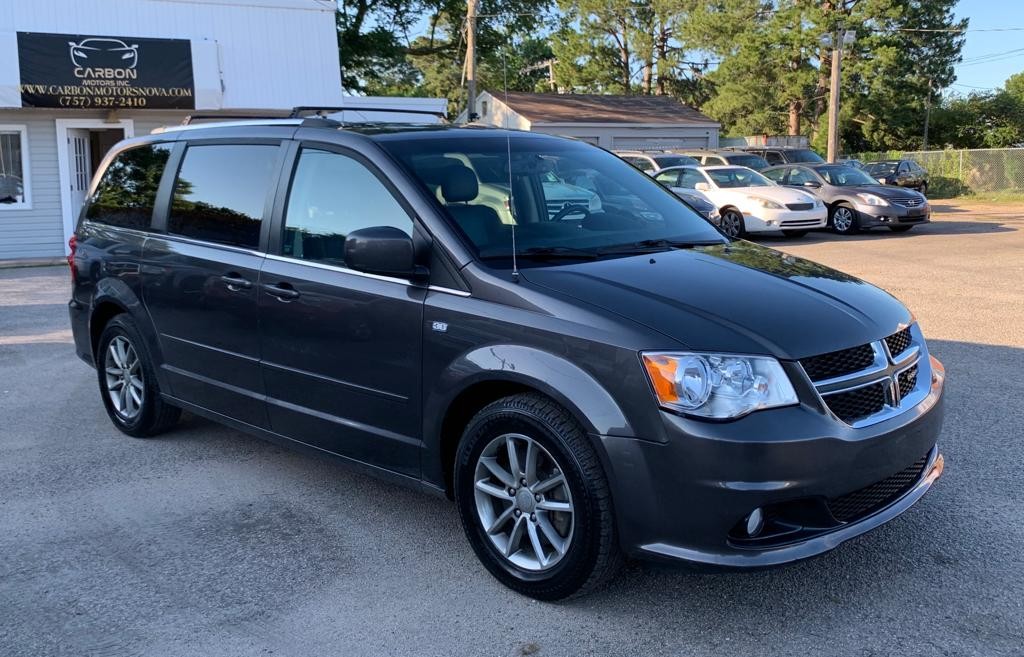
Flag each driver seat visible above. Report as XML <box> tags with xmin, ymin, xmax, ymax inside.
<box><xmin>439</xmin><ymin>166</ymin><xmax>504</xmax><ymax>246</ymax></box>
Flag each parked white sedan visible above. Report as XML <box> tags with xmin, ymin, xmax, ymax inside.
<box><xmin>654</xmin><ymin>165</ymin><xmax>827</xmax><ymax>238</ymax></box>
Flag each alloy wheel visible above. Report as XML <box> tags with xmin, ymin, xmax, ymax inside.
<box><xmin>720</xmin><ymin>210</ymin><xmax>742</xmax><ymax>237</ymax></box>
<box><xmin>473</xmin><ymin>433</ymin><xmax>575</xmax><ymax>571</ymax></box>
<box><xmin>104</xmin><ymin>336</ymin><xmax>144</xmax><ymax>420</ymax></box>
<box><xmin>833</xmin><ymin>207</ymin><xmax>854</xmax><ymax>233</ymax></box>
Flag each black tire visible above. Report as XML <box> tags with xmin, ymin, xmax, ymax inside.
<box><xmin>782</xmin><ymin>229</ymin><xmax>808</xmax><ymax>238</ymax></box>
<box><xmin>830</xmin><ymin>203</ymin><xmax>860</xmax><ymax>235</ymax></box>
<box><xmin>719</xmin><ymin>208</ymin><xmax>745</xmax><ymax>238</ymax></box>
<box><xmin>95</xmin><ymin>314</ymin><xmax>181</xmax><ymax>438</ymax></box>
<box><xmin>454</xmin><ymin>393</ymin><xmax>621</xmax><ymax>600</ymax></box>
<box><xmin>889</xmin><ymin>225</ymin><xmax>914</xmax><ymax>233</ymax></box>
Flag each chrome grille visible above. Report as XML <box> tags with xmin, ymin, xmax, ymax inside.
<box><xmin>898</xmin><ymin>365</ymin><xmax>918</xmax><ymax>398</ymax></box>
<box><xmin>802</xmin><ymin>325</ymin><xmax>927</xmax><ymax>427</ymax></box>
<box><xmin>824</xmin><ymin>381</ymin><xmax>887</xmax><ymax>423</ymax></box>
<box><xmin>891</xmin><ymin>197</ymin><xmax>925</xmax><ymax>208</ymax></box>
<box><xmin>800</xmin><ymin>344</ymin><xmax>875</xmax><ymax>382</ymax></box>
<box><xmin>545</xmin><ymin>199</ymin><xmax>590</xmax><ymax>217</ymax></box>
<box><xmin>886</xmin><ymin>327</ymin><xmax>912</xmax><ymax>357</ymax></box>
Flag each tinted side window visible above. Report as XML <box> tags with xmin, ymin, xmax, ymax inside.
<box><xmin>168</xmin><ymin>144</ymin><xmax>279</xmax><ymax>248</ymax></box>
<box><xmin>627</xmin><ymin>157</ymin><xmax>653</xmax><ymax>172</ymax></box>
<box><xmin>282</xmin><ymin>148</ymin><xmax>413</xmax><ymax>266</ymax></box>
<box><xmin>765</xmin><ymin>151</ymin><xmax>785</xmax><ymax>165</ymax></box>
<box><xmin>86</xmin><ymin>143</ymin><xmax>172</xmax><ymax>229</ymax></box>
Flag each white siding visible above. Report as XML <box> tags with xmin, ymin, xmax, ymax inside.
<box><xmin>0</xmin><ymin>109</ymin><xmax>188</xmax><ymax>261</ymax></box>
<box><xmin>0</xmin><ymin>0</ymin><xmax>344</xmax><ymax>110</ymax></box>
<box><xmin>0</xmin><ymin>112</ymin><xmax>63</xmax><ymax>259</ymax></box>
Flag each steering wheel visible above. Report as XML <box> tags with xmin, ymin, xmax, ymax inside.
<box><xmin>550</xmin><ymin>204</ymin><xmax>591</xmax><ymax>222</ymax></box>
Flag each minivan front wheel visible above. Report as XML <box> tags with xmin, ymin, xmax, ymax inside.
<box><xmin>454</xmin><ymin>393</ymin><xmax>621</xmax><ymax>600</ymax></box>
<box><xmin>96</xmin><ymin>315</ymin><xmax>181</xmax><ymax>437</ymax></box>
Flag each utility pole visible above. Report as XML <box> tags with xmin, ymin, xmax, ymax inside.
<box><xmin>923</xmin><ymin>77</ymin><xmax>933</xmax><ymax>150</ymax></box>
<box><xmin>824</xmin><ymin>28</ymin><xmax>854</xmax><ymax>162</ymax></box>
<box><xmin>466</xmin><ymin>0</ymin><xmax>478</xmax><ymax>122</ymax></box>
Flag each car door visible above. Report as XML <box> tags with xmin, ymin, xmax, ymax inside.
<box><xmin>257</xmin><ymin>142</ymin><xmax>426</xmax><ymax>476</ymax></box>
<box><xmin>142</xmin><ymin>139</ymin><xmax>286</xmax><ymax>428</ymax></box>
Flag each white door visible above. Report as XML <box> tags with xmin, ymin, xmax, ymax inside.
<box><xmin>67</xmin><ymin>129</ymin><xmax>92</xmax><ymax>215</ymax></box>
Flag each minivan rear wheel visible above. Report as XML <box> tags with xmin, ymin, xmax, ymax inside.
<box><xmin>96</xmin><ymin>315</ymin><xmax>181</xmax><ymax>437</ymax></box>
<box><xmin>454</xmin><ymin>393</ymin><xmax>621</xmax><ymax>600</ymax></box>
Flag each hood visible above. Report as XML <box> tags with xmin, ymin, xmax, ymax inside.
<box><xmin>520</xmin><ymin>241</ymin><xmax>911</xmax><ymax>360</ymax></box>
<box><xmin>842</xmin><ymin>185</ymin><xmax>924</xmax><ymax>201</ymax></box>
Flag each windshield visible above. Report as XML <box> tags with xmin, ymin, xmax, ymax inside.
<box><xmin>786</xmin><ymin>149</ymin><xmax>825</xmax><ymax>163</ymax></box>
<box><xmin>707</xmin><ymin>167</ymin><xmax>773</xmax><ymax>188</ymax></box>
<box><xmin>654</xmin><ymin>155</ymin><xmax>699</xmax><ymax>168</ymax></box>
<box><xmin>816</xmin><ymin>165</ymin><xmax>879</xmax><ymax>186</ymax></box>
<box><xmin>378</xmin><ymin>134</ymin><xmax>725</xmax><ymax>265</ymax></box>
<box><xmin>726</xmin><ymin>154</ymin><xmax>769</xmax><ymax>169</ymax></box>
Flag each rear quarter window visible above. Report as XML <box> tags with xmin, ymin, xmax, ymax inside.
<box><xmin>86</xmin><ymin>143</ymin><xmax>173</xmax><ymax>230</ymax></box>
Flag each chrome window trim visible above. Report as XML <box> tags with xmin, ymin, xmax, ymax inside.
<box><xmin>264</xmin><ymin>253</ymin><xmax>471</xmax><ymax>297</ymax></box>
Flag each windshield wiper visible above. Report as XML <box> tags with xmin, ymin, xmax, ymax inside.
<box><xmin>479</xmin><ymin>246</ymin><xmax>599</xmax><ymax>261</ymax></box>
<box><xmin>597</xmin><ymin>239</ymin><xmax>719</xmax><ymax>255</ymax></box>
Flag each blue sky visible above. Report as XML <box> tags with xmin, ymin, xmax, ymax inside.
<box><xmin>951</xmin><ymin>0</ymin><xmax>1024</xmax><ymax>93</ymax></box>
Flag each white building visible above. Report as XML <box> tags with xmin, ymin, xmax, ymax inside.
<box><xmin>463</xmin><ymin>91</ymin><xmax>720</xmax><ymax>151</ymax></box>
<box><xmin>0</xmin><ymin>0</ymin><xmax>442</xmax><ymax>262</ymax></box>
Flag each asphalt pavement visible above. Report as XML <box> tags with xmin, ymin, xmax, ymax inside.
<box><xmin>1</xmin><ymin>203</ymin><xmax>1022</xmax><ymax>656</ymax></box>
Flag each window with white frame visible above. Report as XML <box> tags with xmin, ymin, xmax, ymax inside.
<box><xmin>0</xmin><ymin>125</ymin><xmax>30</xmax><ymax>209</ymax></box>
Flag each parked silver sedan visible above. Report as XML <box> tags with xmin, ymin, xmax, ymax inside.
<box><xmin>762</xmin><ymin>164</ymin><xmax>930</xmax><ymax>235</ymax></box>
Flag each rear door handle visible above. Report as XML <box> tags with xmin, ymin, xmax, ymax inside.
<box><xmin>262</xmin><ymin>283</ymin><xmax>300</xmax><ymax>301</ymax></box>
<box><xmin>220</xmin><ymin>273</ymin><xmax>252</xmax><ymax>290</ymax></box>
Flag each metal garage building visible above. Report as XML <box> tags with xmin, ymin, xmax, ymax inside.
<box><xmin>463</xmin><ymin>91</ymin><xmax>720</xmax><ymax>151</ymax></box>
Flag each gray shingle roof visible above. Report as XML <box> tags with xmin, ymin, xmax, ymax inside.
<box><xmin>493</xmin><ymin>92</ymin><xmax>717</xmax><ymax>125</ymax></box>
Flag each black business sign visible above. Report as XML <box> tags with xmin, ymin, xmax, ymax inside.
<box><xmin>17</xmin><ymin>32</ymin><xmax>195</xmax><ymax>110</ymax></box>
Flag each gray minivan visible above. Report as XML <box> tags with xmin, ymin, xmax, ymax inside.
<box><xmin>68</xmin><ymin>115</ymin><xmax>945</xmax><ymax>600</ymax></box>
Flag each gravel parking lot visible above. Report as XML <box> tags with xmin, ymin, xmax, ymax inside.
<box><xmin>2</xmin><ymin>201</ymin><xmax>1022</xmax><ymax>657</ymax></box>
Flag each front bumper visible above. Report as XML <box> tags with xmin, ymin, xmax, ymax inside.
<box><xmin>854</xmin><ymin>202</ymin><xmax>931</xmax><ymax>228</ymax></box>
<box><xmin>743</xmin><ymin>207</ymin><xmax>828</xmax><ymax>233</ymax></box>
<box><xmin>599</xmin><ymin>356</ymin><xmax>945</xmax><ymax>568</ymax></box>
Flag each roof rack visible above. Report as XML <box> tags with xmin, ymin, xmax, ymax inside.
<box><xmin>181</xmin><ymin>113</ymin><xmax>288</xmax><ymax>125</ymax></box>
<box><xmin>288</xmin><ymin>105</ymin><xmax>448</xmax><ymax>120</ymax></box>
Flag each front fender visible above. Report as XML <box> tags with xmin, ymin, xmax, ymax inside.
<box><xmin>421</xmin><ymin>344</ymin><xmax>635</xmax><ymax>489</ymax></box>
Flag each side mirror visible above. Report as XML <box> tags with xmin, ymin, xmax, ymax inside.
<box><xmin>803</xmin><ymin>180</ymin><xmax>822</xmax><ymax>188</ymax></box>
<box><xmin>694</xmin><ymin>182</ymin><xmax>710</xmax><ymax>192</ymax></box>
<box><xmin>344</xmin><ymin>226</ymin><xmax>426</xmax><ymax>279</ymax></box>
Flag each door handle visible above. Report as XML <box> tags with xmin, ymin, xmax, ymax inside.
<box><xmin>262</xmin><ymin>283</ymin><xmax>300</xmax><ymax>301</ymax></box>
<box><xmin>220</xmin><ymin>273</ymin><xmax>252</xmax><ymax>291</ymax></box>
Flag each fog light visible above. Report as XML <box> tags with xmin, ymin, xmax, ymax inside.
<box><xmin>745</xmin><ymin>508</ymin><xmax>764</xmax><ymax>536</ymax></box>
<box><xmin>766</xmin><ymin>219</ymin><xmax>778</xmax><ymax>226</ymax></box>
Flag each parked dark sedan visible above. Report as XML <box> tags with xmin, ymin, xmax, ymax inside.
<box><xmin>764</xmin><ymin>164</ymin><xmax>931</xmax><ymax>234</ymax></box>
<box><xmin>864</xmin><ymin>160</ymin><xmax>930</xmax><ymax>195</ymax></box>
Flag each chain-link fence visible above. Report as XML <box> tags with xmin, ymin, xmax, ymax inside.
<box><xmin>854</xmin><ymin>148</ymin><xmax>1024</xmax><ymax>197</ymax></box>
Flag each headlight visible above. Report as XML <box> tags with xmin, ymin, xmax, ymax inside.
<box><xmin>857</xmin><ymin>193</ymin><xmax>889</xmax><ymax>206</ymax></box>
<box><xmin>588</xmin><ymin>196</ymin><xmax>600</xmax><ymax>212</ymax></box>
<box><xmin>641</xmin><ymin>352</ymin><xmax>798</xmax><ymax>419</ymax></box>
<box><xmin>811</xmin><ymin>196</ymin><xmax>823</xmax><ymax>208</ymax></box>
<box><xmin>751</xmin><ymin>197</ymin><xmax>784</xmax><ymax>209</ymax></box>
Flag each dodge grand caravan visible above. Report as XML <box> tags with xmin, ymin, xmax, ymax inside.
<box><xmin>69</xmin><ymin>117</ymin><xmax>945</xmax><ymax>600</ymax></box>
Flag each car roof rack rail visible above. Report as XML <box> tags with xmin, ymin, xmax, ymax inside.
<box><xmin>181</xmin><ymin>113</ymin><xmax>287</xmax><ymax>125</ymax></box>
<box><xmin>288</xmin><ymin>105</ymin><xmax>448</xmax><ymax>121</ymax></box>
